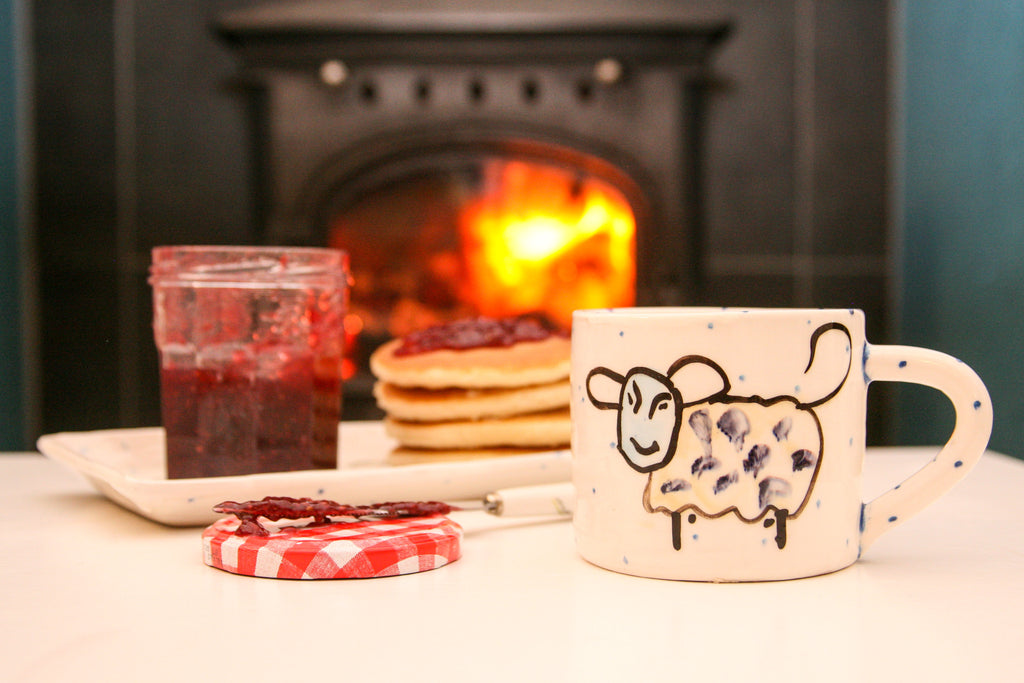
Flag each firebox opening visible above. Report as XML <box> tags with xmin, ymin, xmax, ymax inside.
<box><xmin>321</xmin><ymin>146</ymin><xmax>639</xmax><ymax>408</ymax></box>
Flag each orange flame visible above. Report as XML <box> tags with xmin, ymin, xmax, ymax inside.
<box><xmin>458</xmin><ymin>160</ymin><xmax>635</xmax><ymax>328</ymax></box>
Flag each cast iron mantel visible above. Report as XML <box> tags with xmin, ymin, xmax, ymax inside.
<box><xmin>215</xmin><ymin>0</ymin><xmax>732</xmax><ymax>66</ymax></box>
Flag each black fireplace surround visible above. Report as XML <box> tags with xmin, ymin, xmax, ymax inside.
<box><xmin>215</xmin><ymin>2</ymin><xmax>730</xmax><ymax>302</ymax></box>
<box><xmin>31</xmin><ymin>1</ymin><xmax>891</xmax><ymax>438</ymax></box>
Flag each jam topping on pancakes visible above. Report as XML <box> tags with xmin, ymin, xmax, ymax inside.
<box><xmin>394</xmin><ymin>315</ymin><xmax>566</xmax><ymax>357</ymax></box>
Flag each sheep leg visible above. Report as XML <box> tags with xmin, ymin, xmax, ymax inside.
<box><xmin>763</xmin><ymin>508</ymin><xmax>790</xmax><ymax>549</ymax></box>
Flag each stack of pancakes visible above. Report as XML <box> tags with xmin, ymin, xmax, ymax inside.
<box><xmin>369</xmin><ymin>319</ymin><xmax>571</xmax><ymax>453</ymax></box>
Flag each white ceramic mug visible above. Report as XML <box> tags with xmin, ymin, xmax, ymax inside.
<box><xmin>571</xmin><ymin>308</ymin><xmax>992</xmax><ymax>581</ymax></box>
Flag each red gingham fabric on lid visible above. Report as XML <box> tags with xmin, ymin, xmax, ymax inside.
<box><xmin>202</xmin><ymin>515</ymin><xmax>462</xmax><ymax>579</ymax></box>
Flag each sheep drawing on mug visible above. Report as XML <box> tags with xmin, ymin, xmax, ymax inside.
<box><xmin>585</xmin><ymin>322</ymin><xmax>852</xmax><ymax>551</ymax></box>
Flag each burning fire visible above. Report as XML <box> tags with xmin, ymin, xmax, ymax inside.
<box><xmin>458</xmin><ymin>160</ymin><xmax>635</xmax><ymax>328</ymax></box>
<box><xmin>329</xmin><ymin>157</ymin><xmax>636</xmax><ymax>381</ymax></box>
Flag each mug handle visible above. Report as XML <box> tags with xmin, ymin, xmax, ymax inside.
<box><xmin>859</xmin><ymin>345</ymin><xmax>992</xmax><ymax>550</ymax></box>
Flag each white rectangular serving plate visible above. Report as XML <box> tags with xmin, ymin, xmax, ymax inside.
<box><xmin>37</xmin><ymin>421</ymin><xmax>571</xmax><ymax>527</ymax></box>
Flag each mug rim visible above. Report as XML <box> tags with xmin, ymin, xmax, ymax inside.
<box><xmin>573</xmin><ymin>306</ymin><xmax>864</xmax><ymax>319</ymax></box>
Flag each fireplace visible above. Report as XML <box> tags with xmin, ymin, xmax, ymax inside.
<box><xmin>215</xmin><ymin>1</ymin><xmax>731</xmax><ymax>417</ymax></box>
<box><xmin>30</xmin><ymin>2</ymin><xmax>892</xmax><ymax>440</ymax></box>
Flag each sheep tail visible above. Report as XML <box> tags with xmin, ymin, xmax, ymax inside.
<box><xmin>800</xmin><ymin>322</ymin><xmax>852</xmax><ymax>408</ymax></box>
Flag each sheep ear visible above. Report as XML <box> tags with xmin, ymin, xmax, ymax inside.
<box><xmin>586</xmin><ymin>367</ymin><xmax>625</xmax><ymax>410</ymax></box>
<box><xmin>666</xmin><ymin>355</ymin><xmax>730</xmax><ymax>405</ymax></box>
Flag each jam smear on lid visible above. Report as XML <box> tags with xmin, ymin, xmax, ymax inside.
<box><xmin>213</xmin><ymin>496</ymin><xmax>457</xmax><ymax>536</ymax></box>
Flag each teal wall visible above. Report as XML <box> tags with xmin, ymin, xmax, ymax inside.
<box><xmin>0</xmin><ymin>0</ymin><xmax>25</xmax><ymax>451</ymax></box>
<box><xmin>898</xmin><ymin>1</ymin><xmax>1024</xmax><ymax>458</ymax></box>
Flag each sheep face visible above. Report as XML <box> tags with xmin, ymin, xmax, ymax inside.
<box><xmin>617</xmin><ymin>368</ymin><xmax>683</xmax><ymax>473</ymax></box>
<box><xmin>586</xmin><ymin>366</ymin><xmax>684</xmax><ymax>474</ymax></box>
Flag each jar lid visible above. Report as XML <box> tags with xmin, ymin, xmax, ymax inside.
<box><xmin>202</xmin><ymin>515</ymin><xmax>462</xmax><ymax>579</ymax></box>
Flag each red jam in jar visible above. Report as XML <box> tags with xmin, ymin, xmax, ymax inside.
<box><xmin>150</xmin><ymin>247</ymin><xmax>349</xmax><ymax>479</ymax></box>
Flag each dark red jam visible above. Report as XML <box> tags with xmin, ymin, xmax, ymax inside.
<box><xmin>393</xmin><ymin>315</ymin><xmax>567</xmax><ymax>357</ymax></box>
<box><xmin>160</xmin><ymin>353</ymin><xmax>341</xmax><ymax>479</ymax></box>
<box><xmin>213</xmin><ymin>496</ymin><xmax>457</xmax><ymax>536</ymax></box>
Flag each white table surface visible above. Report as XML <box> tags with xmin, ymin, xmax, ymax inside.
<box><xmin>3</xmin><ymin>442</ymin><xmax>1023</xmax><ymax>683</ymax></box>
